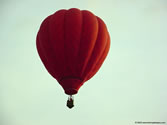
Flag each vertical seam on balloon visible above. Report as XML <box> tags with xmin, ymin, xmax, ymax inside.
<box><xmin>94</xmin><ymin>35</ymin><xmax>110</xmax><ymax>72</ymax></box>
<box><xmin>63</xmin><ymin>10</ymin><xmax>68</xmax><ymax>78</ymax></box>
<box><xmin>76</xmin><ymin>10</ymin><xmax>83</xmax><ymax>79</ymax></box>
<box><xmin>86</xmin><ymin>34</ymin><xmax>110</xmax><ymax>81</ymax></box>
<box><xmin>79</xmin><ymin>12</ymin><xmax>99</xmax><ymax>78</ymax></box>
<box><xmin>47</xmin><ymin>15</ymin><xmax>59</xmax><ymax>78</ymax></box>
<box><xmin>82</xmin><ymin>17</ymin><xmax>108</xmax><ymax>81</ymax></box>
<box><xmin>84</xmin><ymin>18</ymin><xmax>109</xmax><ymax>81</ymax></box>
<box><xmin>44</xmin><ymin>16</ymin><xmax>61</xmax><ymax>79</ymax></box>
<box><xmin>76</xmin><ymin>11</ymin><xmax>83</xmax><ymax>79</ymax></box>
<box><xmin>55</xmin><ymin>10</ymin><xmax>67</xmax><ymax>81</ymax></box>
<box><xmin>61</xmin><ymin>10</ymin><xmax>83</xmax><ymax>80</ymax></box>
<box><xmin>37</xmin><ymin>31</ymin><xmax>57</xmax><ymax>78</ymax></box>
<box><xmin>81</xmin><ymin>15</ymin><xmax>99</xmax><ymax>78</ymax></box>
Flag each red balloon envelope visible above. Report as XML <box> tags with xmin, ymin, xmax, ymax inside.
<box><xmin>36</xmin><ymin>8</ymin><xmax>110</xmax><ymax>107</ymax></box>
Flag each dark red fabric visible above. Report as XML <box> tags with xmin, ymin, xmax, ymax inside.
<box><xmin>36</xmin><ymin>8</ymin><xmax>110</xmax><ymax>95</ymax></box>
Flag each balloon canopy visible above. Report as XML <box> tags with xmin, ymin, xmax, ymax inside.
<box><xmin>36</xmin><ymin>8</ymin><xmax>110</xmax><ymax>96</ymax></box>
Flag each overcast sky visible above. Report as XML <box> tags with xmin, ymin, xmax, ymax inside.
<box><xmin>0</xmin><ymin>0</ymin><xmax>167</xmax><ymax>125</ymax></box>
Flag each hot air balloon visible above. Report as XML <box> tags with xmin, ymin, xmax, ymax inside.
<box><xmin>36</xmin><ymin>8</ymin><xmax>110</xmax><ymax>108</ymax></box>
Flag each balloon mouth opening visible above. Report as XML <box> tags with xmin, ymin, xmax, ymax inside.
<box><xmin>59</xmin><ymin>77</ymin><xmax>83</xmax><ymax>95</ymax></box>
<box><xmin>65</xmin><ymin>88</ymin><xmax>78</xmax><ymax>95</ymax></box>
